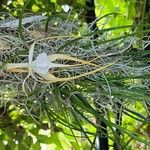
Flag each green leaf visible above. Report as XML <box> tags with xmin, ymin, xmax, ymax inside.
<box><xmin>32</xmin><ymin>5</ymin><xmax>40</xmax><ymax>13</ymax></box>
<box><xmin>30</xmin><ymin>142</ymin><xmax>41</xmax><ymax>150</ymax></box>
<box><xmin>37</xmin><ymin>135</ymin><xmax>51</xmax><ymax>144</ymax></box>
<box><xmin>37</xmin><ymin>133</ymin><xmax>63</xmax><ymax>148</ymax></box>
<box><xmin>29</xmin><ymin>128</ymin><xmax>39</xmax><ymax>136</ymax></box>
<box><xmin>6</xmin><ymin>141</ymin><xmax>17</xmax><ymax>150</ymax></box>
<box><xmin>0</xmin><ymin>141</ymin><xmax>5</xmax><ymax>150</ymax></box>
<box><xmin>18</xmin><ymin>143</ymin><xmax>28</xmax><ymax>150</ymax></box>
<box><xmin>70</xmin><ymin>142</ymin><xmax>80</xmax><ymax>150</ymax></box>
<box><xmin>23</xmin><ymin>136</ymin><xmax>33</xmax><ymax>148</ymax></box>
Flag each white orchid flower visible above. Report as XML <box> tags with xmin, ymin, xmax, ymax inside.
<box><xmin>62</xmin><ymin>4</ymin><xmax>70</xmax><ymax>12</ymax></box>
<box><xmin>32</xmin><ymin>53</ymin><xmax>63</xmax><ymax>75</ymax></box>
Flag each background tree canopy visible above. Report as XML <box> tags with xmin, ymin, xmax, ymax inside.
<box><xmin>0</xmin><ymin>0</ymin><xmax>150</xmax><ymax>150</ymax></box>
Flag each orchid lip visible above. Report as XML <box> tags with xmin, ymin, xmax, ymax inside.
<box><xmin>31</xmin><ymin>52</ymin><xmax>62</xmax><ymax>75</ymax></box>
